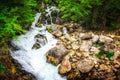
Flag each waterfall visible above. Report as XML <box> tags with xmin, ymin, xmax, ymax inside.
<box><xmin>11</xmin><ymin>7</ymin><xmax>66</xmax><ymax>80</ymax></box>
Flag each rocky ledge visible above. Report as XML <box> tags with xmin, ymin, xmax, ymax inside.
<box><xmin>46</xmin><ymin>24</ymin><xmax>120</xmax><ymax>80</ymax></box>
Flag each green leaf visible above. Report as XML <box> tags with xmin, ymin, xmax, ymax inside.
<box><xmin>95</xmin><ymin>49</ymin><xmax>105</xmax><ymax>58</ymax></box>
<box><xmin>106</xmin><ymin>52</ymin><xmax>114</xmax><ymax>58</ymax></box>
<box><xmin>0</xmin><ymin>64</ymin><xmax>5</xmax><ymax>73</ymax></box>
<box><xmin>96</xmin><ymin>42</ymin><xmax>104</xmax><ymax>47</ymax></box>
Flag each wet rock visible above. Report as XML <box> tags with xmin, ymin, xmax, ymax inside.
<box><xmin>34</xmin><ymin>34</ymin><xmax>47</xmax><ymax>45</ymax></box>
<box><xmin>59</xmin><ymin>55</ymin><xmax>71</xmax><ymax>74</ymax></box>
<box><xmin>79</xmin><ymin>33</ymin><xmax>93</xmax><ymax>40</ymax></box>
<box><xmin>92</xmin><ymin>35</ymin><xmax>99</xmax><ymax>43</ymax></box>
<box><xmin>35</xmin><ymin>22</ymin><xmax>42</xmax><ymax>27</ymax></box>
<box><xmin>55</xmin><ymin>17</ymin><xmax>63</xmax><ymax>24</ymax></box>
<box><xmin>76</xmin><ymin>58</ymin><xmax>94</xmax><ymax>73</ymax></box>
<box><xmin>99</xmin><ymin>35</ymin><xmax>113</xmax><ymax>43</ymax></box>
<box><xmin>80</xmin><ymin>41</ymin><xmax>92</xmax><ymax>51</ymax></box>
<box><xmin>32</xmin><ymin>43</ymin><xmax>41</xmax><ymax>49</ymax></box>
<box><xmin>46</xmin><ymin>41</ymin><xmax>68</xmax><ymax>65</ymax></box>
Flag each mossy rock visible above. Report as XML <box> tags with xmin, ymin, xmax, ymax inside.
<box><xmin>35</xmin><ymin>23</ymin><xmax>42</xmax><ymax>27</ymax></box>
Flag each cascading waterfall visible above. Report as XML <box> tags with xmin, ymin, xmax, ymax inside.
<box><xmin>11</xmin><ymin>7</ymin><xmax>66</xmax><ymax>80</ymax></box>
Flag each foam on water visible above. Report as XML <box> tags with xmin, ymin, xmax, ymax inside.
<box><xmin>11</xmin><ymin>12</ymin><xmax>66</xmax><ymax>80</ymax></box>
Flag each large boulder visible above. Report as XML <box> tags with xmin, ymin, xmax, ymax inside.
<box><xmin>58</xmin><ymin>55</ymin><xmax>71</xmax><ymax>74</ymax></box>
<box><xmin>80</xmin><ymin>41</ymin><xmax>92</xmax><ymax>51</ymax></box>
<box><xmin>46</xmin><ymin>41</ymin><xmax>68</xmax><ymax>65</ymax></box>
<box><xmin>34</xmin><ymin>34</ymin><xmax>47</xmax><ymax>46</ymax></box>
<box><xmin>99</xmin><ymin>35</ymin><xmax>113</xmax><ymax>43</ymax></box>
<box><xmin>79</xmin><ymin>33</ymin><xmax>93</xmax><ymax>40</ymax></box>
<box><xmin>76</xmin><ymin>58</ymin><xmax>94</xmax><ymax>73</ymax></box>
<box><xmin>92</xmin><ymin>35</ymin><xmax>99</xmax><ymax>43</ymax></box>
<box><xmin>32</xmin><ymin>43</ymin><xmax>41</xmax><ymax>49</ymax></box>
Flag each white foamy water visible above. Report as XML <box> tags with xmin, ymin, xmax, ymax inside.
<box><xmin>11</xmin><ymin>12</ymin><xmax>66</xmax><ymax>80</ymax></box>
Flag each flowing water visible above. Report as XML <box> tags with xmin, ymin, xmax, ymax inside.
<box><xmin>11</xmin><ymin>7</ymin><xmax>66</xmax><ymax>80</ymax></box>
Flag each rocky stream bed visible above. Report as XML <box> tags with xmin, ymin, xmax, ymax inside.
<box><xmin>0</xmin><ymin>12</ymin><xmax>120</xmax><ymax>80</ymax></box>
<box><xmin>45</xmin><ymin>23</ymin><xmax>120</xmax><ymax>80</ymax></box>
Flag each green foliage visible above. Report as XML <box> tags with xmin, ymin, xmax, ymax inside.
<box><xmin>47</xmin><ymin>27</ymin><xmax>52</xmax><ymax>33</ymax></box>
<box><xmin>95</xmin><ymin>49</ymin><xmax>114</xmax><ymax>59</ymax></box>
<box><xmin>95</xmin><ymin>49</ymin><xmax>105</xmax><ymax>58</ymax></box>
<box><xmin>0</xmin><ymin>0</ymin><xmax>38</xmax><ymax>45</ymax></box>
<box><xmin>36</xmin><ymin>23</ymin><xmax>42</xmax><ymax>27</ymax></box>
<box><xmin>0</xmin><ymin>64</ymin><xmax>5</xmax><ymax>73</ymax></box>
<box><xmin>96</xmin><ymin>42</ymin><xmax>104</xmax><ymax>47</ymax></box>
<box><xmin>56</xmin><ymin>0</ymin><xmax>120</xmax><ymax>29</ymax></box>
<box><xmin>57</xmin><ymin>0</ymin><xmax>101</xmax><ymax>21</ymax></box>
<box><xmin>106</xmin><ymin>52</ymin><xmax>114</xmax><ymax>59</ymax></box>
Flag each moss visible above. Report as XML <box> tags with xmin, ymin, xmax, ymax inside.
<box><xmin>47</xmin><ymin>27</ymin><xmax>52</xmax><ymax>33</ymax></box>
<box><xmin>35</xmin><ymin>23</ymin><xmax>42</xmax><ymax>27</ymax></box>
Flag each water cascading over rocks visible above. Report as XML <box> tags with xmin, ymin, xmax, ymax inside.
<box><xmin>11</xmin><ymin>7</ymin><xmax>66</xmax><ymax>80</ymax></box>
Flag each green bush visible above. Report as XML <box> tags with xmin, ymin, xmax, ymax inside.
<box><xmin>0</xmin><ymin>0</ymin><xmax>38</xmax><ymax>45</ymax></box>
<box><xmin>56</xmin><ymin>0</ymin><xmax>120</xmax><ymax>29</ymax></box>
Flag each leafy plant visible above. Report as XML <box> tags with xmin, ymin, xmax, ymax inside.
<box><xmin>0</xmin><ymin>0</ymin><xmax>38</xmax><ymax>45</ymax></box>
<box><xmin>106</xmin><ymin>52</ymin><xmax>114</xmax><ymax>59</ymax></box>
<box><xmin>47</xmin><ymin>27</ymin><xmax>52</xmax><ymax>33</ymax></box>
<box><xmin>95</xmin><ymin>49</ymin><xmax>114</xmax><ymax>59</ymax></box>
<box><xmin>95</xmin><ymin>49</ymin><xmax>105</xmax><ymax>58</ymax></box>
<box><xmin>0</xmin><ymin>64</ymin><xmax>5</xmax><ymax>73</ymax></box>
<box><xmin>55</xmin><ymin>0</ymin><xmax>120</xmax><ymax>29</ymax></box>
<box><xmin>95</xmin><ymin>42</ymin><xmax>104</xmax><ymax>47</ymax></box>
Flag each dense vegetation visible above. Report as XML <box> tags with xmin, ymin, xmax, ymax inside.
<box><xmin>0</xmin><ymin>0</ymin><xmax>38</xmax><ymax>46</ymax></box>
<box><xmin>44</xmin><ymin>0</ymin><xmax>120</xmax><ymax>29</ymax></box>
<box><xmin>0</xmin><ymin>0</ymin><xmax>120</xmax><ymax>46</ymax></box>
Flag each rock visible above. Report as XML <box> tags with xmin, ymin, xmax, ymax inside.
<box><xmin>99</xmin><ymin>35</ymin><xmax>113</xmax><ymax>43</ymax></box>
<box><xmin>71</xmin><ymin>42</ymin><xmax>80</xmax><ymax>50</ymax></box>
<box><xmin>76</xmin><ymin>52</ymin><xmax>82</xmax><ymax>57</ymax></box>
<box><xmin>32</xmin><ymin>43</ymin><xmax>41</xmax><ymax>49</ymax></box>
<box><xmin>90</xmin><ymin>47</ymin><xmax>100</xmax><ymax>54</ymax></box>
<box><xmin>64</xmin><ymin>34</ymin><xmax>77</xmax><ymax>42</ymax></box>
<box><xmin>59</xmin><ymin>55</ymin><xmax>71</xmax><ymax>74</ymax></box>
<box><xmin>80</xmin><ymin>41</ymin><xmax>92</xmax><ymax>51</ymax></box>
<box><xmin>76</xmin><ymin>59</ymin><xmax>94</xmax><ymax>73</ymax></box>
<box><xmin>52</xmin><ymin>30</ymin><xmax>63</xmax><ymax>37</ymax></box>
<box><xmin>66</xmin><ymin>45</ymin><xmax>72</xmax><ymax>49</ymax></box>
<box><xmin>92</xmin><ymin>35</ymin><xmax>99</xmax><ymax>43</ymax></box>
<box><xmin>34</xmin><ymin>34</ymin><xmax>47</xmax><ymax>45</ymax></box>
<box><xmin>99</xmin><ymin>64</ymin><xmax>111</xmax><ymax>72</ymax></box>
<box><xmin>62</xmin><ymin>27</ymin><xmax>68</xmax><ymax>35</ymax></box>
<box><xmin>81</xmin><ymin>51</ymin><xmax>90</xmax><ymax>57</ymax></box>
<box><xmin>79</xmin><ymin>33</ymin><xmax>93</xmax><ymax>40</ymax></box>
<box><xmin>67</xmin><ymin>70</ymin><xmax>80</xmax><ymax>79</ymax></box>
<box><xmin>104</xmin><ymin>44</ymin><xmax>115</xmax><ymax>52</ymax></box>
<box><xmin>35</xmin><ymin>22</ymin><xmax>42</xmax><ymax>27</ymax></box>
<box><xmin>55</xmin><ymin>17</ymin><xmax>63</xmax><ymax>24</ymax></box>
<box><xmin>46</xmin><ymin>41</ymin><xmax>68</xmax><ymax>65</ymax></box>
